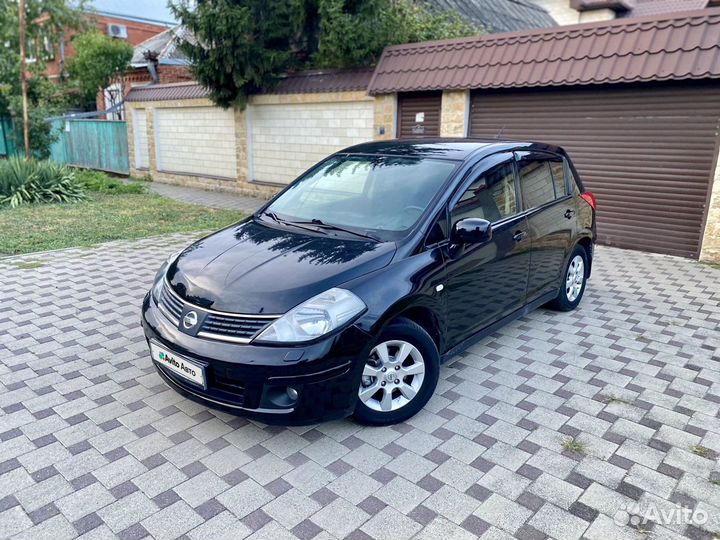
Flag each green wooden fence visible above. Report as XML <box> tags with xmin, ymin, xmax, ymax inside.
<box><xmin>0</xmin><ymin>117</ymin><xmax>18</xmax><ymax>158</ymax></box>
<box><xmin>49</xmin><ymin>119</ymin><xmax>129</xmax><ymax>174</ymax></box>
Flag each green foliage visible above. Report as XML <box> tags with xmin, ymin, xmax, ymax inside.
<box><xmin>314</xmin><ymin>0</ymin><xmax>478</xmax><ymax>68</ymax></box>
<box><xmin>171</xmin><ymin>0</ymin><xmax>481</xmax><ymax>109</ymax></box>
<box><xmin>67</xmin><ymin>31</ymin><xmax>133</xmax><ymax>106</ymax></box>
<box><xmin>75</xmin><ymin>169</ymin><xmax>146</xmax><ymax>194</ymax></box>
<box><xmin>0</xmin><ymin>0</ymin><xmax>86</xmax><ymax>156</ymax></box>
<box><xmin>171</xmin><ymin>0</ymin><xmax>307</xmax><ymax>109</ymax></box>
<box><xmin>0</xmin><ymin>157</ymin><xmax>86</xmax><ymax>207</ymax></box>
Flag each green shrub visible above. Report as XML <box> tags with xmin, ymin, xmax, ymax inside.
<box><xmin>0</xmin><ymin>158</ymin><xmax>86</xmax><ymax>207</ymax></box>
<box><xmin>74</xmin><ymin>170</ymin><xmax>146</xmax><ymax>194</ymax></box>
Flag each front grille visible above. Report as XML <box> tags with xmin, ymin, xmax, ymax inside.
<box><xmin>201</xmin><ymin>313</ymin><xmax>270</xmax><ymax>341</ymax></box>
<box><xmin>158</xmin><ymin>280</ymin><xmax>278</xmax><ymax>343</ymax></box>
<box><xmin>159</xmin><ymin>282</ymin><xmax>183</xmax><ymax>322</ymax></box>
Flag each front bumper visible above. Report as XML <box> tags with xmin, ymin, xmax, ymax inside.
<box><xmin>141</xmin><ymin>293</ymin><xmax>373</xmax><ymax>425</ymax></box>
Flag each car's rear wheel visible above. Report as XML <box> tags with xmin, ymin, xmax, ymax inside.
<box><xmin>353</xmin><ymin>318</ymin><xmax>439</xmax><ymax>426</ymax></box>
<box><xmin>549</xmin><ymin>245</ymin><xmax>588</xmax><ymax>311</ymax></box>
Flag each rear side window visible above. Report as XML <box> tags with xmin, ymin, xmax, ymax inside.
<box><xmin>518</xmin><ymin>159</ymin><xmax>555</xmax><ymax>209</ymax></box>
<box><xmin>549</xmin><ymin>158</ymin><xmax>567</xmax><ymax>197</ymax></box>
<box><xmin>452</xmin><ymin>161</ymin><xmax>517</xmax><ymax>223</ymax></box>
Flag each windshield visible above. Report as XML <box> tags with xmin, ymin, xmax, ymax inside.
<box><xmin>263</xmin><ymin>154</ymin><xmax>457</xmax><ymax>240</ymax></box>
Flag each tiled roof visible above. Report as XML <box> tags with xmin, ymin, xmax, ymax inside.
<box><xmin>272</xmin><ymin>69</ymin><xmax>374</xmax><ymax>94</ymax></box>
<box><xmin>125</xmin><ymin>69</ymin><xmax>373</xmax><ymax>102</ymax></box>
<box><xmin>427</xmin><ymin>0</ymin><xmax>556</xmax><ymax>33</ymax></box>
<box><xmin>131</xmin><ymin>26</ymin><xmax>192</xmax><ymax>67</ymax></box>
<box><xmin>125</xmin><ymin>82</ymin><xmax>209</xmax><ymax>102</ymax></box>
<box><xmin>367</xmin><ymin>8</ymin><xmax>720</xmax><ymax>94</ymax></box>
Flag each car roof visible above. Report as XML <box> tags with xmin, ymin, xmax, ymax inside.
<box><xmin>340</xmin><ymin>138</ymin><xmax>566</xmax><ymax>162</ymax></box>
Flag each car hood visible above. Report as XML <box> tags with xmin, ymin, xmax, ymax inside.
<box><xmin>167</xmin><ymin>218</ymin><xmax>396</xmax><ymax>314</ymax></box>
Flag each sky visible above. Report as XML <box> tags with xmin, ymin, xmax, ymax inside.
<box><xmin>88</xmin><ymin>0</ymin><xmax>177</xmax><ymax>25</ymax></box>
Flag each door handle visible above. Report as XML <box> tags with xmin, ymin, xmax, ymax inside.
<box><xmin>564</xmin><ymin>209</ymin><xmax>575</xmax><ymax>219</ymax></box>
<box><xmin>512</xmin><ymin>230</ymin><xmax>527</xmax><ymax>243</ymax></box>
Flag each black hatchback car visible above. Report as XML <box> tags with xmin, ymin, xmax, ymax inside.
<box><xmin>142</xmin><ymin>139</ymin><xmax>596</xmax><ymax>425</ymax></box>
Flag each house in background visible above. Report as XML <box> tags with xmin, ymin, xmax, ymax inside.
<box><xmin>530</xmin><ymin>0</ymin><xmax>720</xmax><ymax>25</ymax></box>
<box><xmin>45</xmin><ymin>4</ymin><xmax>173</xmax><ymax>84</ymax></box>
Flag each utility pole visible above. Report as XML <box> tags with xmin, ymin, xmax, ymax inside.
<box><xmin>18</xmin><ymin>0</ymin><xmax>30</xmax><ymax>158</ymax></box>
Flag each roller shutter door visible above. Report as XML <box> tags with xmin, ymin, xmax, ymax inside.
<box><xmin>469</xmin><ymin>83</ymin><xmax>720</xmax><ymax>258</ymax></box>
<box><xmin>250</xmin><ymin>101</ymin><xmax>374</xmax><ymax>185</ymax></box>
<box><xmin>397</xmin><ymin>91</ymin><xmax>442</xmax><ymax>138</ymax></box>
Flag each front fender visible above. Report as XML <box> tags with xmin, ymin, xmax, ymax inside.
<box><xmin>341</xmin><ymin>246</ymin><xmax>446</xmax><ymax>343</ymax></box>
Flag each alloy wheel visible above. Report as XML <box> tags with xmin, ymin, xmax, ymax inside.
<box><xmin>358</xmin><ymin>340</ymin><xmax>426</xmax><ymax>412</ymax></box>
<box><xmin>566</xmin><ymin>255</ymin><xmax>585</xmax><ymax>302</ymax></box>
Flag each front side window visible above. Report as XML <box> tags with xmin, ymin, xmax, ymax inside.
<box><xmin>265</xmin><ymin>155</ymin><xmax>458</xmax><ymax>238</ymax></box>
<box><xmin>451</xmin><ymin>161</ymin><xmax>517</xmax><ymax>223</ymax></box>
<box><xmin>518</xmin><ymin>158</ymin><xmax>556</xmax><ymax>209</ymax></box>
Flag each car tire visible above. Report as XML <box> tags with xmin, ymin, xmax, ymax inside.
<box><xmin>353</xmin><ymin>317</ymin><xmax>439</xmax><ymax>426</ymax></box>
<box><xmin>548</xmin><ymin>244</ymin><xmax>589</xmax><ymax>312</ymax></box>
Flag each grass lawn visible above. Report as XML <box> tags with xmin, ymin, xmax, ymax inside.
<box><xmin>0</xmin><ymin>192</ymin><xmax>245</xmax><ymax>256</ymax></box>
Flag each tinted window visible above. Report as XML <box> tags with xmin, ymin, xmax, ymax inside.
<box><xmin>425</xmin><ymin>210</ymin><xmax>448</xmax><ymax>246</ymax></box>
<box><xmin>451</xmin><ymin>161</ymin><xmax>517</xmax><ymax>223</ymax></box>
<box><xmin>267</xmin><ymin>155</ymin><xmax>457</xmax><ymax>236</ymax></box>
<box><xmin>549</xmin><ymin>158</ymin><xmax>567</xmax><ymax>197</ymax></box>
<box><xmin>518</xmin><ymin>159</ymin><xmax>555</xmax><ymax>209</ymax></box>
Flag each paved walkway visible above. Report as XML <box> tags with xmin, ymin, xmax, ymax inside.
<box><xmin>1</xmin><ymin>239</ymin><xmax>719</xmax><ymax>540</ymax></box>
<box><xmin>148</xmin><ymin>182</ymin><xmax>266</xmax><ymax>214</ymax></box>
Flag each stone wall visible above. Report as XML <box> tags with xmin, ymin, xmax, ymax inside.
<box><xmin>440</xmin><ymin>90</ymin><xmax>468</xmax><ymax>137</ymax></box>
<box><xmin>126</xmin><ymin>91</ymin><xmax>378</xmax><ymax>198</ymax></box>
<box><xmin>373</xmin><ymin>94</ymin><xmax>396</xmax><ymax>140</ymax></box>
<box><xmin>126</xmin><ymin>98</ymin><xmax>277</xmax><ymax>199</ymax></box>
<box><xmin>700</xmin><ymin>151</ymin><xmax>720</xmax><ymax>263</ymax></box>
<box><xmin>250</xmin><ymin>91</ymin><xmax>375</xmax><ymax>184</ymax></box>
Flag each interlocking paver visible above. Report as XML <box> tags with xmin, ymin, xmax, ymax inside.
<box><xmin>1</xmin><ymin>235</ymin><xmax>719</xmax><ymax>539</ymax></box>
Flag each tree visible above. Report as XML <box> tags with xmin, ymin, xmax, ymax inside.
<box><xmin>314</xmin><ymin>0</ymin><xmax>478</xmax><ymax>69</ymax></box>
<box><xmin>171</xmin><ymin>0</ymin><xmax>480</xmax><ymax>109</ymax></box>
<box><xmin>67</xmin><ymin>31</ymin><xmax>133</xmax><ymax>110</ymax></box>
<box><xmin>0</xmin><ymin>0</ymin><xmax>85</xmax><ymax>157</ymax></box>
<box><xmin>171</xmin><ymin>0</ymin><xmax>307</xmax><ymax>109</ymax></box>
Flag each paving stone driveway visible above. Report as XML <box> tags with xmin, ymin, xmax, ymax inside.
<box><xmin>1</xmin><ymin>236</ymin><xmax>719</xmax><ymax>540</ymax></box>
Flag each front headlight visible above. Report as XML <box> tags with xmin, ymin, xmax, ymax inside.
<box><xmin>254</xmin><ymin>288</ymin><xmax>366</xmax><ymax>343</ymax></box>
<box><xmin>151</xmin><ymin>249</ymin><xmax>183</xmax><ymax>303</ymax></box>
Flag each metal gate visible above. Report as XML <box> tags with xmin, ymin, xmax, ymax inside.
<box><xmin>469</xmin><ymin>83</ymin><xmax>720</xmax><ymax>258</ymax></box>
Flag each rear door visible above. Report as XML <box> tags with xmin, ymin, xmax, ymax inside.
<box><xmin>443</xmin><ymin>153</ymin><xmax>531</xmax><ymax>347</ymax></box>
<box><xmin>515</xmin><ymin>151</ymin><xmax>576</xmax><ymax>301</ymax></box>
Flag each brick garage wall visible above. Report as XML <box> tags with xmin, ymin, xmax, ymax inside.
<box><xmin>249</xmin><ymin>91</ymin><xmax>375</xmax><ymax>184</ymax></box>
<box><xmin>700</xmin><ymin>148</ymin><xmax>720</xmax><ymax>263</ymax></box>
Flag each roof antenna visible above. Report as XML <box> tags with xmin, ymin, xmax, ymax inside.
<box><xmin>495</xmin><ymin>125</ymin><xmax>505</xmax><ymax>140</ymax></box>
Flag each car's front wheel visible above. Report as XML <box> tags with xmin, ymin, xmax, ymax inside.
<box><xmin>353</xmin><ymin>318</ymin><xmax>439</xmax><ymax>426</ymax></box>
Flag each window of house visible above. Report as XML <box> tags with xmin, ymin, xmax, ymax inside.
<box><xmin>451</xmin><ymin>161</ymin><xmax>517</xmax><ymax>223</ymax></box>
<box><xmin>518</xmin><ymin>159</ymin><xmax>556</xmax><ymax>209</ymax></box>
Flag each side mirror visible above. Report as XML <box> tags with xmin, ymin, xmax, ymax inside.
<box><xmin>451</xmin><ymin>218</ymin><xmax>492</xmax><ymax>245</ymax></box>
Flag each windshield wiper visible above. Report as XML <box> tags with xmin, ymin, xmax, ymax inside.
<box><xmin>259</xmin><ymin>210</ymin><xmax>328</xmax><ymax>235</ymax></box>
<box><xmin>302</xmin><ymin>219</ymin><xmax>381</xmax><ymax>242</ymax></box>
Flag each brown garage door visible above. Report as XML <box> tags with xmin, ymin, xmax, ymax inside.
<box><xmin>397</xmin><ymin>91</ymin><xmax>441</xmax><ymax>138</ymax></box>
<box><xmin>469</xmin><ymin>83</ymin><xmax>720</xmax><ymax>258</ymax></box>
